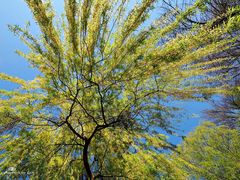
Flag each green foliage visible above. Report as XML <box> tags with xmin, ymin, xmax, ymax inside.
<box><xmin>0</xmin><ymin>0</ymin><xmax>239</xmax><ymax>178</ymax></box>
<box><xmin>172</xmin><ymin>122</ymin><xmax>240</xmax><ymax>179</ymax></box>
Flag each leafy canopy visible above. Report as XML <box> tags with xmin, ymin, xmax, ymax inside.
<box><xmin>0</xmin><ymin>0</ymin><xmax>239</xmax><ymax>178</ymax></box>
<box><xmin>172</xmin><ymin>122</ymin><xmax>240</xmax><ymax>179</ymax></box>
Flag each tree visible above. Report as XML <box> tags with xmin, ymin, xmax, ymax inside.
<box><xmin>0</xmin><ymin>0</ymin><xmax>239</xmax><ymax>178</ymax></box>
<box><xmin>162</xmin><ymin>0</ymin><xmax>240</xmax><ymax>28</ymax></box>
<box><xmin>172</xmin><ymin>122</ymin><xmax>240</xmax><ymax>179</ymax></box>
<box><xmin>163</xmin><ymin>0</ymin><xmax>240</xmax><ymax>129</ymax></box>
<box><xmin>206</xmin><ymin>86</ymin><xmax>240</xmax><ymax>129</ymax></box>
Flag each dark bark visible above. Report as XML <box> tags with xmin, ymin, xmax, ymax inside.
<box><xmin>83</xmin><ymin>140</ymin><xmax>93</xmax><ymax>179</ymax></box>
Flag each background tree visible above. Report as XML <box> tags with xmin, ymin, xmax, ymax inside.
<box><xmin>206</xmin><ymin>86</ymin><xmax>240</xmax><ymax>129</ymax></box>
<box><xmin>0</xmin><ymin>0</ymin><xmax>239</xmax><ymax>178</ymax></box>
<box><xmin>162</xmin><ymin>0</ymin><xmax>240</xmax><ymax>129</ymax></box>
<box><xmin>172</xmin><ymin>122</ymin><xmax>240</xmax><ymax>179</ymax></box>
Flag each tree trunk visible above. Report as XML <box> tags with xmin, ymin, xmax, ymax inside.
<box><xmin>83</xmin><ymin>140</ymin><xmax>94</xmax><ymax>179</ymax></box>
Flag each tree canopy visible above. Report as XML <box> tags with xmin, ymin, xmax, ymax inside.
<box><xmin>172</xmin><ymin>122</ymin><xmax>240</xmax><ymax>179</ymax></box>
<box><xmin>0</xmin><ymin>0</ymin><xmax>240</xmax><ymax>179</ymax></box>
<box><xmin>162</xmin><ymin>0</ymin><xmax>240</xmax><ymax>129</ymax></box>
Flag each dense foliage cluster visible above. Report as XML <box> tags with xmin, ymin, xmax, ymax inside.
<box><xmin>172</xmin><ymin>122</ymin><xmax>240</xmax><ymax>179</ymax></box>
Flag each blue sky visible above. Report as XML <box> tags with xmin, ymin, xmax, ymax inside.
<box><xmin>0</xmin><ymin>0</ymin><xmax>211</xmax><ymax>145</ymax></box>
